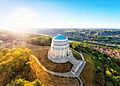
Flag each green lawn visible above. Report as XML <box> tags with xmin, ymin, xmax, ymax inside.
<box><xmin>81</xmin><ymin>52</ymin><xmax>95</xmax><ymax>86</ymax></box>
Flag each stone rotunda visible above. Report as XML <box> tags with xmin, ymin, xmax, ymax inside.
<box><xmin>48</xmin><ymin>34</ymin><xmax>70</xmax><ymax>63</ymax></box>
<box><xmin>47</xmin><ymin>34</ymin><xmax>86</xmax><ymax>86</ymax></box>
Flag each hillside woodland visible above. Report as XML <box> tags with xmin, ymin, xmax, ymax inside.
<box><xmin>0</xmin><ymin>48</ymin><xmax>44</xmax><ymax>86</ymax></box>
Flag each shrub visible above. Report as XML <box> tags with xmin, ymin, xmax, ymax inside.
<box><xmin>6</xmin><ymin>78</ymin><xmax>43</xmax><ymax>86</ymax></box>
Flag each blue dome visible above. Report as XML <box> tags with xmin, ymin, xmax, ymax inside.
<box><xmin>54</xmin><ymin>34</ymin><xmax>67</xmax><ymax>40</ymax></box>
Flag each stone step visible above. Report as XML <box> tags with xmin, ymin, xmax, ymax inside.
<box><xmin>74</xmin><ymin>61</ymin><xmax>86</xmax><ymax>77</ymax></box>
<box><xmin>71</xmin><ymin>62</ymin><xmax>83</xmax><ymax>74</ymax></box>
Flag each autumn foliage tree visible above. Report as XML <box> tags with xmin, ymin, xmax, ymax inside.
<box><xmin>0</xmin><ymin>48</ymin><xmax>43</xmax><ymax>85</ymax></box>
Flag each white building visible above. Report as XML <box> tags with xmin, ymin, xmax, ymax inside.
<box><xmin>47</xmin><ymin>34</ymin><xmax>86</xmax><ymax>83</ymax></box>
<box><xmin>48</xmin><ymin>34</ymin><xmax>70</xmax><ymax>63</ymax></box>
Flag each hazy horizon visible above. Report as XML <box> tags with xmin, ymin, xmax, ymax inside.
<box><xmin>0</xmin><ymin>0</ymin><xmax>120</xmax><ymax>32</ymax></box>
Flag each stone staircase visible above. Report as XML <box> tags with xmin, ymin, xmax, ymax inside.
<box><xmin>68</xmin><ymin>51</ymin><xmax>86</xmax><ymax>77</ymax></box>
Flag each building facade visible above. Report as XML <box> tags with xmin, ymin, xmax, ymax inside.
<box><xmin>48</xmin><ymin>34</ymin><xmax>70</xmax><ymax>63</ymax></box>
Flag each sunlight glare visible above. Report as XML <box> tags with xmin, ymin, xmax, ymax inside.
<box><xmin>3</xmin><ymin>7</ymin><xmax>38</xmax><ymax>32</ymax></box>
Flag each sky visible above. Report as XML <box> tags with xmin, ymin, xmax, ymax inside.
<box><xmin>0</xmin><ymin>0</ymin><xmax>120</xmax><ymax>31</ymax></box>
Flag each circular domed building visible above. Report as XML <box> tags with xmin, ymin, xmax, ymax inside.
<box><xmin>48</xmin><ymin>34</ymin><xmax>70</xmax><ymax>63</ymax></box>
<box><xmin>46</xmin><ymin>34</ymin><xmax>86</xmax><ymax>86</ymax></box>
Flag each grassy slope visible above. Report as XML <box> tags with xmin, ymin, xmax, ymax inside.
<box><xmin>71</xmin><ymin>48</ymin><xmax>82</xmax><ymax>60</ymax></box>
<box><xmin>81</xmin><ymin>52</ymin><xmax>95</xmax><ymax>86</ymax></box>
